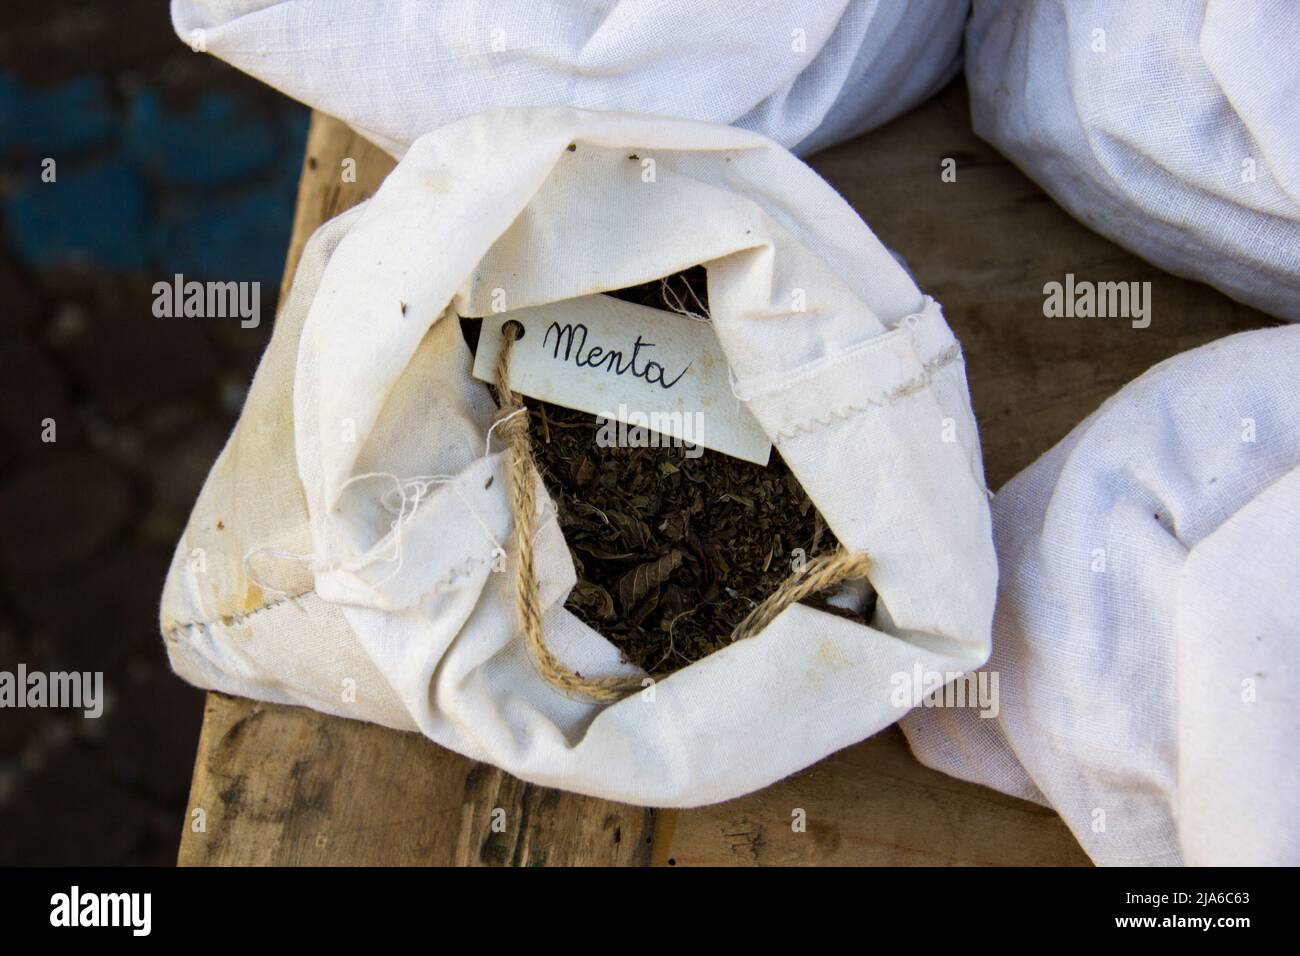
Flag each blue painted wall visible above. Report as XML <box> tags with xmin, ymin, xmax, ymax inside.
<box><xmin>1</xmin><ymin>72</ymin><xmax>309</xmax><ymax>282</ymax></box>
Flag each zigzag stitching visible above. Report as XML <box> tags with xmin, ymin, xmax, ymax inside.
<box><xmin>772</xmin><ymin>345</ymin><xmax>963</xmax><ymax>445</ymax></box>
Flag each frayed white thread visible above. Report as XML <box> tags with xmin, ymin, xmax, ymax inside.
<box><xmin>385</xmin><ymin>474</ymin><xmax>504</xmax><ymax>554</ymax></box>
<box><xmin>486</xmin><ymin>408</ymin><xmax>526</xmax><ymax>456</ymax></box>
<box><xmin>660</xmin><ymin>276</ymin><xmax>710</xmax><ymax>322</ymax></box>
<box><xmin>453</xmin><ymin>483</ymin><xmax>504</xmax><ymax>553</ymax></box>
<box><xmin>660</xmin><ymin>275</ymin><xmax>747</xmax><ymax>418</ymax></box>
<box><xmin>726</xmin><ymin>363</ymin><xmax>745</xmax><ymax>406</ymax></box>
<box><xmin>242</xmin><ymin>469</ymin><xmax>503</xmax><ymax>597</ymax></box>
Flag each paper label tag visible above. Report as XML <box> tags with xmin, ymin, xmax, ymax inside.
<box><xmin>471</xmin><ymin>295</ymin><xmax>771</xmax><ymax>465</ymax></box>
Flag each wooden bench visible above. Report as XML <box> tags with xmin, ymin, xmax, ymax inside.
<box><xmin>177</xmin><ymin>81</ymin><xmax>1268</xmax><ymax>866</ymax></box>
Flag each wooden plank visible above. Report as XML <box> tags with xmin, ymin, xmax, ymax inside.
<box><xmin>651</xmin><ymin>727</ymin><xmax>1089</xmax><ymax>866</ymax></box>
<box><xmin>180</xmin><ymin>692</ymin><xmax>651</xmax><ymax>866</ymax></box>
<box><xmin>181</xmin><ymin>81</ymin><xmax>1273</xmax><ymax>866</ymax></box>
<box><xmin>277</xmin><ymin>112</ymin><xmax>393</xmax><ymax>301</ymax></box>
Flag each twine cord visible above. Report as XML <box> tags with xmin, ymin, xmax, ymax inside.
<box><xmin>494</xmin><ymin>320</ymin><xmax>872</xmax><ymax>702</ymax></box>
<box><xmin>729</xmin><ymin>549</ymin><xmax>873</xmax><ymax>642</ymax></box>
<box><xmin>494</xmin><ymin>321</ymin><xmax>636</xmax><ymax>702</ymax></box>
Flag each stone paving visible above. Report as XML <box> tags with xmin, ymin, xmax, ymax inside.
<box><xmin>0</xmin><ymin>1</ymin><xmax>309</xmax><ymax>863</ymax></box>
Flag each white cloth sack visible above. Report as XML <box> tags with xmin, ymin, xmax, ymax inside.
<box><xmin>903</xmin><ymin>325</ymin><xmax>1300</xmax><ymax>865</ymax></box>
<box><xmin>170</xmin><ymin>0</ymin><xmax>967</xmax><ymax>157</ymax></box>
<box><xmin>160</xmin><ymin>107</ymin><xmax>995</xmax><ymax>807</ymax></box>
<box><xmin>966</xmin><ymin>0</ymin><xmax>1300</xmax><ymax>320</ymax></box>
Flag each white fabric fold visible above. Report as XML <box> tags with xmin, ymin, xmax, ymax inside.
<box><xmin>169</xmin><ymin>0</ymin><xmax>967</xmax><ymax>157</ymax></box>
<box><xmin>903</xmin><ymin>325</ymin><xmax>1300</xmax><ymax>865</ymax></box>
<box><xmin>965</xmin><ymin>0</ymin><xmax>1300</xmax><ymax>320</ymax></box>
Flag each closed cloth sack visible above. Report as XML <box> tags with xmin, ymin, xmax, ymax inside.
<box><xmin>902</xmin><ymin>326</ymin><xmax>1300</xmax><ymax>865</ymax></box>
<box><xmin>160</xmin><ymin>107</ymin><xmax>996</xmax><ymax>807</ymax></box>
<box><xmin>966</xmin><ymin>0</ymin><xmax>1300</xmax><ymax>320</ymax></box>
<box><xmin>170</xmin><ymin>0</ymin><xmax>967</xmax><ymax>157</ymax></box>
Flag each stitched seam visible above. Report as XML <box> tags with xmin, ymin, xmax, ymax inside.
<box><xmin>163</xmin><ymin>503</ymin><xmax>559</xmax><ymax>640</ymax></box>
<box><xmin>734</xmin><ymin>301</ymin><xmax>948</xmax><ymax>400</ymax></box>
<box><xmin>772</xmin><ymin>346</ymin><xmax>963</xmax><ymax>445</ymax></box>
<box><xmin>163</xmin><ymin>589</ymin><xmax>312</xmax><ymax>641</ymax></box>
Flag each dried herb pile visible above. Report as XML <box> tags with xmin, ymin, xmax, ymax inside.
<box><xmin>530</xmin><ymin>398</ymin><xmax>840</xmax><ymax>673</ymax></box>
<box><xmin>466</xmin><ymin>271</ymin><xmax>859</xmax><ymax>676</ymax></box>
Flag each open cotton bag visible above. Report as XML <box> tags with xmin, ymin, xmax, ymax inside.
<box><xmin>160</xmin><ymin>107</ymin><xmax>996</xmax><ymax>806</ymax></box>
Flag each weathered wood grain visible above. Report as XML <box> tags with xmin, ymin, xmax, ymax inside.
<box><xmin>180</xmin><ymin>81</ymin><xmax>1272</xmax><ymax>866</ymax></box>
<box><xmin>652</xmin><ymin>727</ymin><xmax>1089</xmax><ymax>866</ymax></box>
<box><xmin>179</xmin><ymin>692</ymin><xmax>652</xmax><ymax>866</ymax></box>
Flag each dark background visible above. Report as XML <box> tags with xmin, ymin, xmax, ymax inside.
<box><xmin>0</xmin><ymin>1</ymin><xmax>308</xmax><ymax>863</ymax></box>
